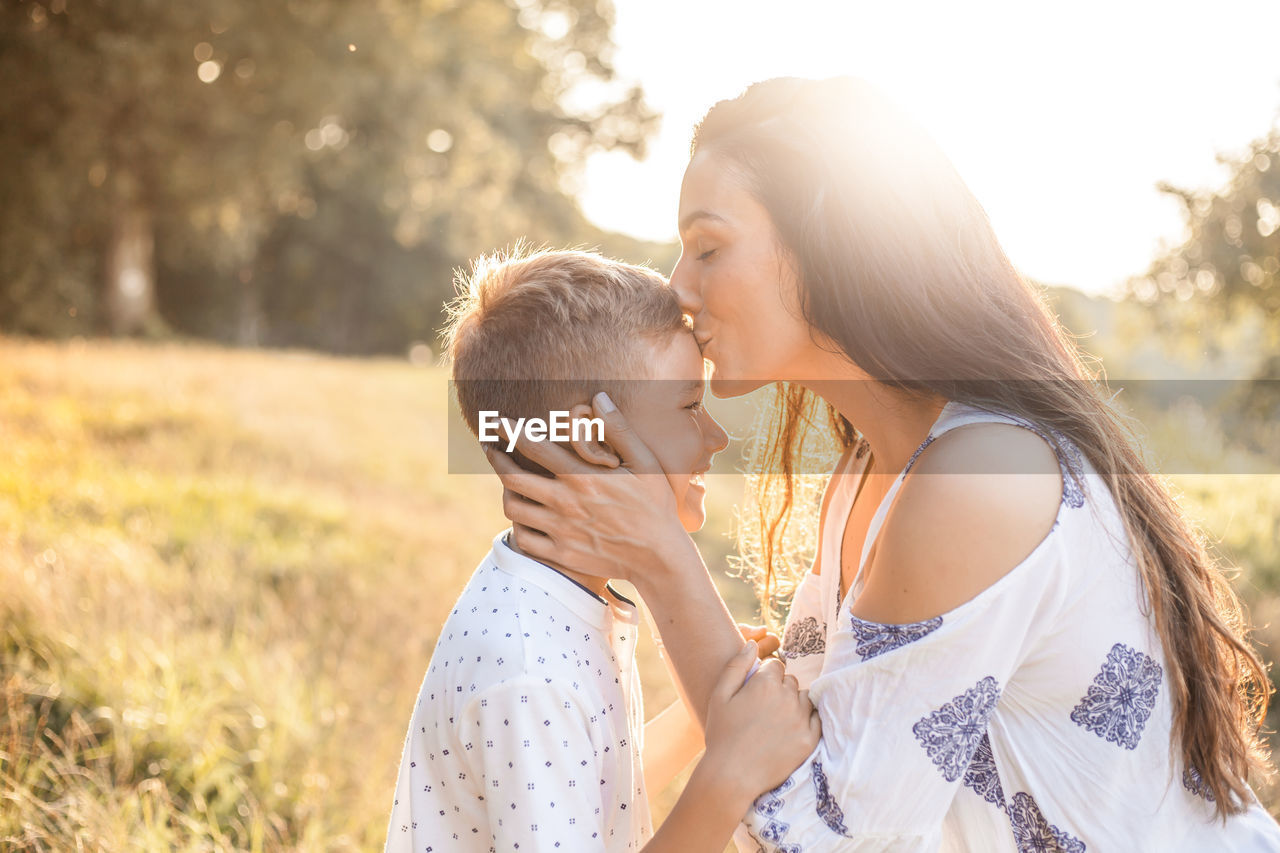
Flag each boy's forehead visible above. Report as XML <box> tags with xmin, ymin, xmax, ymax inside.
<box><xmin>637</xmin><ymin>330</ymin><xmax>706</xmax><ymax>383</ymax></box>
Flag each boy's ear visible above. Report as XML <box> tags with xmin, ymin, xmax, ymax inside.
<box><xmin>567</xmin><ymin>402</ymin><xmax>620</xmax><ymax>469</ymax></box>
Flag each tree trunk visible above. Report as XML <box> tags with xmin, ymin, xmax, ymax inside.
<box><xmin>237</xmin><ymin>269</ymin><xmax>263</xmax><ymax>346</ymax></box>
<box><xmin>104</xmin><ymin>199</ymin><xmax>156</xmax><ymax>336</ymax></box>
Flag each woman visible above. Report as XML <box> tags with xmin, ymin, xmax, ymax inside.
<box><xmin>489</xmin><ymin>77</ymin><xmax>1280</xmax><ymax>850</ymax></box>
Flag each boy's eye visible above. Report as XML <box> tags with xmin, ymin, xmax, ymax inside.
<box><xmin>686</xmin><ymin>400</ymin><xmax>704</xmax><ymax>412</ymax></box>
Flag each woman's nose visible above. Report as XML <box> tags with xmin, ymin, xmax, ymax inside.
<box><xmin>669</xmin><ymin>253</ymin><xmax>702</xmax><ymax>316</ymax></box>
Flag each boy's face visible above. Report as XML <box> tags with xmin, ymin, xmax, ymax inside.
<box><xmin>621</xmin><ymin>330</ymin><xmax>729</xmax><ymax>532</ymax></box>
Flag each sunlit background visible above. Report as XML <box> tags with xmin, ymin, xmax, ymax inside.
<box><xmin>2</xmin><ymin>0</ymin><xmax>1279</xmax><ymax>850</ymax></box>
<box><xmin>585</xmin><ymin>0</ymin><xmax>1280</xmax><ymax>297</ymax></box>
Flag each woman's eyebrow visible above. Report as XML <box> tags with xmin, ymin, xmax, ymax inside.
<box><xmin>678</xmin><ymin>209</ymin><xmax>726</xmax><ymax>234</ymax></box>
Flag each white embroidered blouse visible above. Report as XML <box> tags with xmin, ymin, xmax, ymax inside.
<box><xmin>744</xmin><ymin>401</ymin><xmax>1280</xmax><ymax>852</ymax></box>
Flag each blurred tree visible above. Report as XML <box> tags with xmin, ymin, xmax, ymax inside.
<box><xmin>1129</xmin><ymin>121</ymin><xmax>1280</xmax><ymax>442</ymax></box>
<box><xmin>0</xmin><ymin>0</ymin><xmax>664</xmax><ymax>351</ymax></box>
<box><xmin>1132</xmin><ymin>125</ymin><xmax>1280</xmax><ymax>327</ymax></box>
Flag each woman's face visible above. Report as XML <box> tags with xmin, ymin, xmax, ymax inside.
<box><xmin>669</xmin><ymin>150</ymin><xmax>814</xmax><ymax>397</ymax></box>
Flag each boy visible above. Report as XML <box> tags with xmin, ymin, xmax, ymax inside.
<box><xmin>386</xmin><ymin>249</ymin><xmax>800</xmax><ymax>852</ymax></box>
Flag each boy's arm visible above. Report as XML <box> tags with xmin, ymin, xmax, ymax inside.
<box><xmin>640</xmin><ymin>644</ymin><xmax>820</xmax><ymax>853</ymax></box>
<box><xmin>640</xmin><ymin>754</ymin><xmax>760</xmax><ymax>852</ymax></box>
<box><xmin>641</xmin><ymin>698</ymin><xmax>702</xmax><ymax>795</ymax></box>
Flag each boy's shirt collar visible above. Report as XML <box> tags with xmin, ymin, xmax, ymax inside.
<box><xmin>490</xmin><ymin>529</ymin><xmax>638</xmax><ymax>631</ymax></box>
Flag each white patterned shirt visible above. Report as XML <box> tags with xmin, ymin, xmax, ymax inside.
<box><xmin>386</xmin><ymin>530</ymin><xmax>651</xmax><ymax>853</ymax></box>
<box><xmin>747</xmin><ymin>401</ymin><xmax>1280</xmax><ymax>852</ymax></box>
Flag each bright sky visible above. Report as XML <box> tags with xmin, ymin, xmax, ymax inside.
<box><xmin>578</xmin><ymin>0</ymin><xmax>1280</xmax><ymax>296</ymax></box>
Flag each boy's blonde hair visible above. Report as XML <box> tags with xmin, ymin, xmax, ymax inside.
<box><xmin>444</xmin><ymin>248</ymin><xmax>685</xmax><ymax>441</ymax></box>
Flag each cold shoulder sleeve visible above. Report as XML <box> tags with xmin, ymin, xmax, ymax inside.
<box><xmin>740</xmin><ymin>529</ymin><xmax>1071</xmax><ymax>852</ymax></box>
<box><xmin>776</xmin><ymin>446</ymin><xmax>865</xmax><ymax>692</ymax></box>
<box><xmin>779</xmin><ymin>569</ymin><xmax>828</xmax><ymax>690</ymax></box>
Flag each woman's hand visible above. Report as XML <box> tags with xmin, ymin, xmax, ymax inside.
<box><xmin>485</xmin><ymin>392</ymin><xmax>694</xmax><ymax>585</ymax></box>
<box><xmin>700</xmin><ymin>641</ymin><xmax>822</xmax><ymax>809</ymax></box>
<box><xmin>489</xmin><ymin>394</ymin><xmax>751</xmax><ymax>729</ymax></box>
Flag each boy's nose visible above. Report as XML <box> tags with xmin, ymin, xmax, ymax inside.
<box><xmin>703</xmin><ymin>413</ymin><xmax>729</xmax><ymax>455</ymax></box>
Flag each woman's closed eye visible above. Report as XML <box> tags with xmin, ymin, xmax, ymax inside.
<box><xmin>696</xmin><ymin>248</ymin><xmax>717</xmax><ymax>262</ymax></box>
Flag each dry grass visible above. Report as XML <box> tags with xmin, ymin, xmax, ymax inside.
<box><xmin>0</xmin><ymin>336</ymin><xmax>757</xmax><ymax>851</ymax></box>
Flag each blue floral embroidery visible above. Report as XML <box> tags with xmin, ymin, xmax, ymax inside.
<box><xmin>1008</xmin><ymin>792</ymin><xmax>1085</xmax><ymax>853</ymax></box>
<box><xmin>902</xmin><ymin>434</ymin><xmax>936</xmax><ymax>475</ymax></box>
<box><xmin>759</xmin><ymin>818</ymin><xmax>791</xmax><ymax>844</ymax></box>
<box><xmin>782</xmin><ymin>616</ymin><xmax>825</xmax><ymax>661</ymax></box>
<box><xmin>754</xmin><ymin>792</ymin><xmax>783</xmax><ymax>818</ymax></box>
<box><xmin>812</xmin><ymin>759</ymin><xmax>850</xmax><ymax>836</ymax></box>
<box><xmin>1070</xmin><ymin>643</ymin><xmax>1162</xmax><ymax>750</ymax></box>
<box><xmin>912</xmin><ymin>676</ymin><xmax>1002</xmax><ymax>781</ymax></box>
<box><xmin>751</xmin><ymin>774</ymin><xmax>798</xmax><ymax>850</ymax></box>
<box><xmin>743</xmin><ymin>828</ymin><xmax>801</xmax><ymax>853</ymax></box>
<box><xmin>849</xmin><ymin>614</ymin><xmax>942</xmax><ymax>660</ymax></box>
<box><xmin>747</xmin><ymin>824</ymin><xmax>793</xmax><ymax>845</ymax></box>
<box><xmin>1182</xmin><ymin>765</ymin><xmax>1215</xmax><ymax>802</ymax></box>
<box><xmin>1056</xmin><ymin>440</ymin><xmax>1087</xmax><ymax>509</ymax></box>
<box><xmin>1001</xmin><ymin>414</ymin><xmax>1087</xmax><ymax>509</ymax></box>
<box><xmin>962</xmin><ymin>732</ymin><xmax>1005</xmax><ymax>809</ymax></box>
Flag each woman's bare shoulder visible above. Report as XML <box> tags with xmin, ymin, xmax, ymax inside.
<box><xmin>850</xmin><ymin>422</ymin><xmax>1062</xmax><ymax>624</ymax></box>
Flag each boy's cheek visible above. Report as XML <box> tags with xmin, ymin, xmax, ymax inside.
<box><xmin>682</xmin><ymin>489</ymin><xmax>709</xmax><ymax>533</ymax></box>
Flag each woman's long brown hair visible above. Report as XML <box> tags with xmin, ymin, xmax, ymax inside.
<box><xmin>696</xmin><ymin>76</ymin><xmax>1271</xmax><ymax>817</ymax></box>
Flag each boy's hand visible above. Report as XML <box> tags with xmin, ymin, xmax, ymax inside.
<box><xmin>699</xmin><ymin>642</ymin><xmax>821</xmax><ymax>809</ymax></box>
<box><xmin>737</xmin><ymin>623</ymin><xmax>780</xmax><ymax>659</ymax></box>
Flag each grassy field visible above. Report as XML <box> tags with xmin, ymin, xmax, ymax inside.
<box><xmin>0</xmin><ymin>337</ymin><xmax>760</xmax><ymax>851</ymax></box>
<box><xmin>2</xmin><ymin>336</ymin><xmax>1278</xmax><ymax>850</ymax></box>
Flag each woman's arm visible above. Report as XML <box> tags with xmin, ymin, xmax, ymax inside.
<box><xmin>486</xmin><ymin>393</ymin><xmax>750</xmax><ymax>725</ymax></box>
<box><xmin>643</xmin><ymin>625</ymin><xmax>780</xmax><ymax>793</ymax></box>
